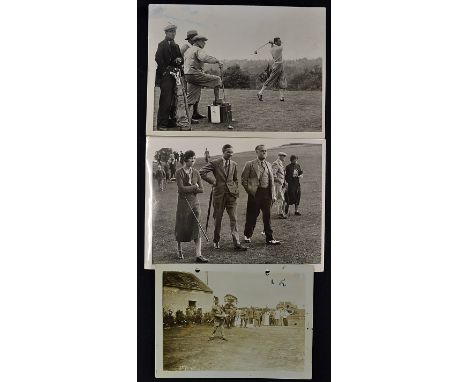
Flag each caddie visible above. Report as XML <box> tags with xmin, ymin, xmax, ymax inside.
<box><xmin>155</xmin><ymin>23</ymin><xmax>183</xmax><ymax>129</ymax></box>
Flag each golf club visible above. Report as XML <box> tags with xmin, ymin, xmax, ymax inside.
<box><xmin>253</xmin><ymin>41</ymin><xmax>270</xmax><ymax>54</ymax></box>
<box><xmin>184</xmin><ymin>195</ymin><xmax>210</xmax><ymax>242</ymax></box>
<box><xmin>219</xmin><ymin>63</ymin><xmax>234</xmax><ymax>129</ymax></box>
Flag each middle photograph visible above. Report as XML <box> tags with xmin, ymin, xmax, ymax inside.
<box><xmin>145</xmin><ymin>136</ymin><xmax>325</xmax><ymax>269</ymax></box>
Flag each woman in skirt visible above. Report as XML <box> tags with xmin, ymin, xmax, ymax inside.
<box><xmin>174</xmin><ymin>150</ymin><xmax>209</xmax><ymax>262</ymax></box>
<box><xmin>284</xmin><ymin>155</ymin><xmax>304</xmax><ymax>216</ymax></box>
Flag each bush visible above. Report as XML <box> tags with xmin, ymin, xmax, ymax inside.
<box><xmin>289</xmin><ymin>65</ymin><xmax>322</xmax><ymax>90</ymax></box>
<box><xmin>222</xmin><ymin>65</ymin><xmax>250</xmax><ymax>89</ymax></box>
<box><xmin>163</xmin><ymin>308</ymin><xmax>175</xmax><ymax>327</ymax></box>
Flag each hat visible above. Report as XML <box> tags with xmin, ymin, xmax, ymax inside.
<box><xmin>185</xmin><ymin>30</ymin><xmax>198</xmax><ymax>40</ymax></box>
<box><xmin>278</xmin><ymin>152</ymin><xmax>287</xmax><ymax>157</ymax></box>
<box><xmin>163</xmin><ymin>23</ymin><xmax>177</xmax><ymax>32</ymax></box>
<box><xmin>192</xmin><ymin>34</ymin><xmax>208</xmax><ymax>42</ymax></box>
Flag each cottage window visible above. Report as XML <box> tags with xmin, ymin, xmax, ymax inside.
<box><xmin>188</xmin><ymin>300</ymin><xmax>196</xmax><ymax>307</ymax></box>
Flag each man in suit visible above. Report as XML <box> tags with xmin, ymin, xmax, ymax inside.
<box><xmin>241</xmin><ymin>145</ymin><xmax>281</xmax><ymax>245</ymax></box>
<box><xmin>155</xmin><ymin>23</ymin><xmax>183</xmax><ymax>129</ymax></box>
<box><xmin>199</xmin><ymin>144</ymin><xmax>247</xmax><ymax>251</ymax></box>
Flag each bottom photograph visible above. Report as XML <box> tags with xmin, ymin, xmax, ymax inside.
<box><xmin>155</xmin><ymin>264</ymin><xmax>314</xmax><ymax>379</ymax></box>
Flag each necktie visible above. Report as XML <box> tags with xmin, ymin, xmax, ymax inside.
<box><xmin>224</xmin><ymin>160</ymin><xmax>230</xmax><ymax>176</ymax></box>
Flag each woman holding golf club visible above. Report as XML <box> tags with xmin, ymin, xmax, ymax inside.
<box><xmin>174</xmin><ymin>150</ymin><xmax>209</xmax><ymax>263</ymax></box>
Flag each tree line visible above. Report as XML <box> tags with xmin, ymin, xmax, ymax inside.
<box><xmin>205</xmin><ymin>58</ymin><xmax>322</xmax><ymax>91</ymax></box>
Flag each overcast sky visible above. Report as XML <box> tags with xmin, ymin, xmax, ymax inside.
<box><xmin>196</xmin><ymin>270</ymin><xmax>306</xmax><ymax>309</ymax></box>
<box><xmin>148</xmin><ymin>4</ymin><xmax>325</xmax><ymax>60</ymax></box>
<box><xmin>148</xmin><ymin>137</ymin><xmax>315</xmax><ymax>160</ymax></box>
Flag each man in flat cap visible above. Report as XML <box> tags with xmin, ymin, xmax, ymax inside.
<box><xmin>155</xmin><ymin>23</ymin><xmax>184</xmax><ymax>129</ymax></box>
<box><xmin>241</xmin><ymin>145</ymin><xmax>281</xmax><ymax>245</ymax></box>
<box><xmin>272</xmin><ymin>152</ymin><xmax>288</xmax><ymax>219</ymax></box>
<box><xmin>184</xmin><ymin>35</ymin><xmax>225</xmax><ymax>120</ymax></box>
<box><xmin>180</xmin><ymin>30</ymin><xmax>206</xmax><ymax>122</ymax></box>
<box><xmin>257</xmin><ymin>37</ymin><xmax>287</xmax><ymax>102</ymax></box>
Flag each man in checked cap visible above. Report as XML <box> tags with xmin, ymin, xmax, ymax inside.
<box><xmin>179</xmin><ymin>30</ymin><xmax>206</xmax><ymax>122</ymax></box>
<box><xmin>155</xmin><ymin>23</ymin><xmax>183</xmax><ymax>129</ymax></box>
<box><xmin>184</xmin><ymin>34</ymin><xmax>225</xmax><ymax>120</ymax></box>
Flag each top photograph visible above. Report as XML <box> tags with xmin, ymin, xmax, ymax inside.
<box><xmin>146</xmin><ymin>4</ymin><xmax>326</xmax><ymax>137</ymax></box>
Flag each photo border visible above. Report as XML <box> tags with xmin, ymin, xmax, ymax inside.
<box><xmin>144</xmin><ymin>137</ymin><xmax>325</xmax><ymax>271</ymax></box>
<box><xmin>145</xmin><ymin>4</ymin><xmax>326</xmax><ymax>139</ymax></box>
<box><xmin>155</xmin><ymin>264</ymin><xmax>314</xmax><ymax>379</ymax></box>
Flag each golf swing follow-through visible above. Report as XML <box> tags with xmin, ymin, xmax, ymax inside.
<box><xmin>155</xmin><ymin>23</ymin><xmax>287</xmax><ymax>130</ymax></box>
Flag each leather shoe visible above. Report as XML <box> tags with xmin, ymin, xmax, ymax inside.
<box><xmin>294</xmin><ymin>212</ymin><xmax>302</xmax><ymax>216</ymax></box>
<box><xmin>167</xmin><ymin>120</ymin><xmax>178</xmax><ymax>128</ymax></box>
<box><xmin>196</xmin><ymin>256</ymin><xmax>209</xmax><ymax>263</ymax></box>
<box><xmin>191</xmin><ymin>119</ymin><xmax>199</xmax><ymax>124</ymax></box>
<box><xmin>192</xmin><ymin>113</ymin><xmax>206</xmax><ymax>119</ymax></box>
<box><xmin>266</xmin><ymin>239</ymin><xmax>281</xmax><ymax>245</ymax></box>
<box><xmin>213</xmin><ymin>242</ymin><xmax>220</xmax><ymax>249</ymax></box>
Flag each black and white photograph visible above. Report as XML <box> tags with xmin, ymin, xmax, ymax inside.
<box><xmin>155</xmin><ymin>264</ymin><xmax>313</xmax><ymax>379</ymax></box>
<box><xmin>145</xmin><ymin>136</ymin><xmax>325</xmax><ymax>269</ymax></box>
<box><xmin>146</xmin><ymin>4</ymin><xmax>325</xmax><ymax>137</ymax></box>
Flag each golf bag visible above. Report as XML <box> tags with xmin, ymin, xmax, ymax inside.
<box><xmin>207</xmin><ymin>103</ymin><xmax>232</xmax><ymax>124</ymax></box>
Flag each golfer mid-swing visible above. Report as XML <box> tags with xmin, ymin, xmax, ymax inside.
<box><xmin>257</xmin><ymin>37</ymin><xmax>287</xmax><ymax>102</ymax></box>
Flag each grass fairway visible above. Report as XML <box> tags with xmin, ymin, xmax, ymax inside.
<box><xmin>152</xmin><ymin>143</ymin><xmax>322</xmax><ymax>264</ymax></box>
<box><xmin>153</xmin><ymin>87</ymin><xmax>322</xmax><ymax>132</ymax></box>
<box><xmin>163</xmin><ymin>324</ymin><xmax>305</xmax><ymax>371</ymax></box>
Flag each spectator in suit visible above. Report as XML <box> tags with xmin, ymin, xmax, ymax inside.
<box><xmin>199</xmin><ymin>144</ymin><xmax>247</xmax><ymax>251</ymax></box>
<box><xmin>241</xmin><ymin>145</ymin><xmax>281</xmax><ymax>245</ymax></box>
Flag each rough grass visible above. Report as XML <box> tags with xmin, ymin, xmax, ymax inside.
<box><xmin>163</xmin><ymin>324</ymin><xmax>305</xmax><ymax>371</ymax></box>
<box><xmin>152</xmin><ymin>143</ymin><xmax>322</xmax><ymax>264</ymax></box>
<box><xmin>153</xmin><ymin>87</ymin><xmax>322</xmax><ymax>132</ymax></box>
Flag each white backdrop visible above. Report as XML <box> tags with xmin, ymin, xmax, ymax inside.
<box><xmin>1</xmin><ymin>1</ymin><xmax>468</xmax><ymax>381</ymax></box>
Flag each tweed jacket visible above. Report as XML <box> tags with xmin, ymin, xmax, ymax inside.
<box><xmin>241</xmin><ymin>159</ymin><xmax>275</xmax><ymax>200</ymax></box>
<box><xmin>199</xmin><ymin>157</ymin><xmax>240</xmax><ymax>211</ymax></box>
